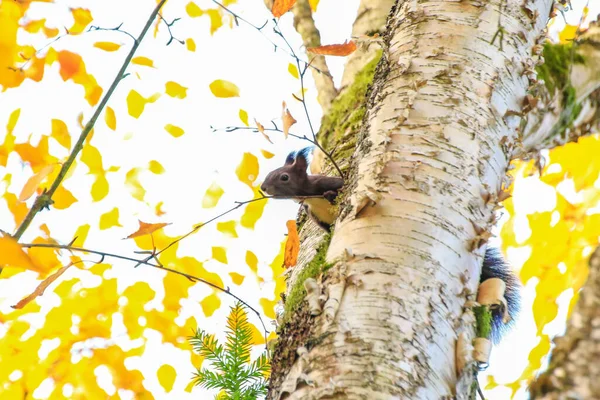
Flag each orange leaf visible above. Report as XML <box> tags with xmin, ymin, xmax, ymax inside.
<box><xmin>12</xmin><ymin>262</ymin><xmax>73</xmax><ymax>309</ymax></box>
<box><xmin>255</xmin><ymin>119</ymin><xmax>272</xmax><ymax>144</ymax></box>
<box><xmin>0</xmin><ymin>237</ymin><xmax>41</xmax><ymax>272</ymax></box>
<box><xmin>18</xmin><ymin>164</ymin><xmax>56</xmax><ymax>201</ymax></box>
<box><xmin>272</xmin><ymin>0</ymin><xmax>297</xmax><ymax>17</ymax></box>
<box><xmin>125</xmin><ymin>220</ymin><xmax>170</xmax><ymax>239</ymax></box>
<box><xmin>307</xmin><ymin>40</ymin><xmax>357</xmax><ymax>56</ymax></box>
<box><xmin>284</xmin><ymin>220</ymin><xmax>299</xmax><ymax>268</ymax></box>
<box><xmin>282</xmin><ymin>101</ymin><xmax>296</xmax><ymax>139</ymax></box>
<box><xmin>261</xmin><ymin>149</ymin><xmax>275</xmax><ymax>159</ymax></box>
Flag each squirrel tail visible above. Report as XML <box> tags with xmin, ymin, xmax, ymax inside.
<box><xmin>480</xmin><ymin>248</ymin><xmax>522</xmax><ymax>344</ymax></box>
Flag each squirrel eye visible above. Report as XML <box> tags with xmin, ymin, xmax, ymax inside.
<box><xmin>280</xmin><ymin>174</ymin><xmax>289</xmax><ymax>182</ymax></box>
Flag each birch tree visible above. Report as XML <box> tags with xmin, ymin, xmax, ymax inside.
<box><xmin>268</xmin><ymin>1</ymin><xmax>600</xmax><ymax>399</ymax></box>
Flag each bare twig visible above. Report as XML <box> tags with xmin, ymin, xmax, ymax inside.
<box><xmin>158</xmin><ymin>14</ymin><xmax>184</xmax><ymax>45</ymax></box>
<box><xmin>212</xmin><ymin>0</ymin><xmax>329</xmax><ymax>76</ymax></box>
<box><xmin>8</xmin><ymin>0</ymin><xmax>168</xmax><ymax>260</ymax></box>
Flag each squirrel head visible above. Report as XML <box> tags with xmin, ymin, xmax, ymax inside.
<box><xmin>260</xmin><ymin>147</ymin><xmax>311</xmax><ymax>197</ymax></box>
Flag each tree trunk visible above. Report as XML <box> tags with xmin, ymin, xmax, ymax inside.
<box><xmin>267</xmin><ymin>0</ymin><xmax>557</xmax><ymax>399</ymax></box>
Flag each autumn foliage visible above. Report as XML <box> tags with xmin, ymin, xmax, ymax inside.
<box><xmin>0</xmin><ymin>0</ymin><xmax>598</xmax><ymax>399</ymax></box>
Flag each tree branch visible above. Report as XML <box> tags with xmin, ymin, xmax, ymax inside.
<box><xmin>9</xmin><ymin>0</ymin><xmax>168</xmax><ymax>251</ymax></box>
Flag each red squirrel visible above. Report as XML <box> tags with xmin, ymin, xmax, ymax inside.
<box><xmin>260</xmin><ymin>147</ymin><xmax>520</xmax><ymax>344</ymax></box>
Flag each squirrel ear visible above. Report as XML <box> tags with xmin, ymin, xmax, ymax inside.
<box><xmin>293</xmin><ymin>150</ymin><xmax>309</xmax><ymax>172</ymax></box>
<box><xmin>285</xmin><ymin>151</ymin><xmax>296</xmax><ymax>165</ymax></box>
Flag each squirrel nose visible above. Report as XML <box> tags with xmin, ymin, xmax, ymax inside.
<box><xmin>260</xmin><ymin>182</ymin><xmax>267</xmax><ymax>193</ymax></box>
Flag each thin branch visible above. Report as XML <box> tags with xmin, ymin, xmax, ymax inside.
<box><xmin>9</xmin><ymin>0</ymin><xmax>168</xmax><ymax>253</ymax></box>
<box><xmin>21</xmin><ymin>242</ymin><xmax>270</xmax><ymax>348</ymax></box>
<box><xmin>87</xmin><ymin>22</ymin><xmax>138</xmax><ymax>43</ymax></box>
<box><xmin>212</xmin><ymin>0</ymin><xmax>329</xmax><ymax>77</ymax></box>
<box><xmin>158</xmin><ymin>14</ymin><xmax>184</xmax><ymax>46</ymax></box>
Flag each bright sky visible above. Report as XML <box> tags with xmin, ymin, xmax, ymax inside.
<box><xmin>0</xmin><ymin>0</ymin><xmax>598</xmax><ymax>399</ymax></box>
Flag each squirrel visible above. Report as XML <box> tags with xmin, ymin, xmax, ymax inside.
<box><xmin>260</xmin><ymin>147</ymin><xmax>521</xmax><ymax>344</ymax></box>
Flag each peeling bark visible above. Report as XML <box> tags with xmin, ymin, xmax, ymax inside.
<box><xmin>529</xmin><ymin>248</ymin><xmax>600</xmax><ymax>399</ymax></box>
<box><xmin>268</xmin><ymin>0</ymin><xmax>554</xmax><ymax>398</ymax></box>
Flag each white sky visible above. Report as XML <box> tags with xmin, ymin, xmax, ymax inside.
<box><xmin>0</xmin><ymin>0</ymin><xmax>599</xmax><ymax>399</ymax></box>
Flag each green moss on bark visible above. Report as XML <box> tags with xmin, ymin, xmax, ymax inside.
<box><xmin>282</xmin><ymin>233</ymin><xmax>332</xmax><ymax>322</ymax></box>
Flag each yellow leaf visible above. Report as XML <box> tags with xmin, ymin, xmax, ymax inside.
<box><xmin>164</xmin><ymin>124</ymin><xmax>184</xmax><ymax>138</ymax></box>
<box><xmin>12</xmin><ymin>263</ymin><xmax>73</xmax><ymax>309</ymax></box>
<box><xmin>125</xmin><ymin>220</ymin><xmax>170</xmax><ymax>239</ymax></box>
<box><xmin>100</xmin><ymin>208</ymin><xmax>122</xmax><ymax>230</ymax></box>
<box><xmin>217</xmin><ymin>221</ymin><xmax>238</xmax><ymax>238</ymax></box>
<box><xmin>53</xmin><ymin>186</ymin><xmax>77</xmax><ymax>209</ymax></box>
<box><xmin>105</xmin><ymin>106</ymin><xmax>117</xmax><ymax>130</ymax></box>
<box><xmin>186</xmin><ymin>38</ymin><xmax>196</xmax><ymax>52</ymax></box>
<box><xmin>148</xmin><ymin>160</ymin><xmax>165</xmax><ymax>174</ymax></box>
<box><xmin>69</xmin><ymin>8</ymin><xmax>93</xmax><ymax>34</ymax></box>
<box><xmin>288</xmin><ymin>63</ymin><xmax>299</xmax><ymax>79</ymax></box>
<box><xmin>186</xmin><ymin>2</ymin><xmax>203</xmax><ymax>17</ymax></box>
<box><xmin>202</xmin><ymin>182</ymin><xmax>224</xmax><ymax>208</ymax></box>
<box><xmin>201</xmin><ymin>293</ymin><xmax>221</xmax><ymax>316</ymax></box>
<box><xmin>236</xmin><ymin>152</ymin><xmax>259</xmax><ymax>188</ymax></box>
<box><xmin>72</xmin><ymin>224</ymin><xmax>90</xmax><ymax>247</ymax></box>
<box><xmin>241</xmin><ymin>187</ymin><xmax>267</xmax><ymax>229</ymax></box>
<box><xmin>127</xmin><ymin>90</ymin><xmax>160</xmax><ymax>118</ymax></box>
<box><xmin>51</xmin><ymin>119</ymin><xmax>71</xmax><ymax>149</ymax></box>
<box><xmin>246</xmin><ymin>250</ymin><xmax>258</xmax><ymax>273</ymax></box>
<box><xmin>308</xmin><ymin>0</ymin><xmax>319</xmax><ymax>12</ymax></box>
<box><xmin>155</xmin><ymin>201</ymin><xmax>166</xmax><ymax>216</ymax></box>
<box><xmin>212</xmin><ymin>246</ymin><xmax>228</xmax><ymax>264</ymax></box>
<box><xmin>165</xmin><ymin>81</ymin><xmax>187</xmax><ymax>99</ymax></box>
<box><xmin>157</xmin><ymin>364</ymin><xmax>177</xmax><ymax>393</ymax></box>
<box><xmin>272</xmin><ymin>0</ymin><xmax>297</xmax><ymax>17</ymax></box>
<box><xmin>209</xmin><ymin>79</ymin><xmax>240</xmax><ymax>98</ymax></box>
<box><xmin>91</xmin><ymin>173</ymin><xmax>109</xmax><ymax>201</ymax></box>
<box><xmin>132</xmin><ymin>56</ymin><xmax>155</xmax><ymax>67</ymax></box>
<box><xmin>18</xmin><ymin>164</ymin><xmax>56</xmax><ymax>201</ymax></box>
<box><xmin>284</xmin><ymin>220</ymin><xmax>299</xmax><ymax>268</ymax></box>
<box><xmin>239</xmin><ymin>109</ymin><xmax>249</xmax><ymax>126</ymax></box>
<box><xmin>229</xmin><ymin>272</ymin><xmax>245</xmax><ymax>285</ymax></box>
<box><xmin>0</xmin><ymin>237</ymin><xmax>41</xmax><ymax>272</ymax></box>
<box><xmin>559</xmin><ymin>24</ymin><xmax>578</xmax><ymax>43</ymax></box>
<box><xmin>94</xmin><ymin>41</ymin><xmax>122</xmax><ymax>52</ymax></box>
<box><xmin>206</xmin><ymin>9</ymin><xmax>223</xmax><ymax>35</ymax></box>
<box><xmin>261</xmin><ymin>149</ymin><xmax>275</xmax><ymax>159</ymax></box>
<box><xmin>125</xmin><ymin>167</ymin><xmax>145</xmax><ymax>201</ymax></box>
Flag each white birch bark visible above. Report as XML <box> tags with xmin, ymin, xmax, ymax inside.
<box><xmin>270</xmin><ymin>0</ymin><xmax>554</xmax><ymax>398</ymax></box>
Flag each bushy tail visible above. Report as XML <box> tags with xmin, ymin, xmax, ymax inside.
<box><xmin>480</xmin><ymin>248</ymin><xmax>521</xmax><ymax>344</ymax></box>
